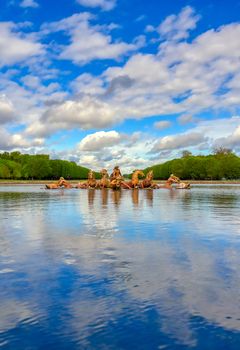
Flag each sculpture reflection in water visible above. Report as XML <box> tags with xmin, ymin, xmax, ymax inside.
<box><xmin>101</xmin><ymin>188</ymin><xmax>108</xmax><ymax>206</ymax></box>
<box><xmin>132</xmin><ymin>188</ymin><xmax>139</xmax><ymax>207</ymax></box>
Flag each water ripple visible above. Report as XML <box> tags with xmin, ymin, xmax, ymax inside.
<box><xmin>0</xmin><ymin>185</ymin><xmax>240</xmax><ymax>349</ymax></box>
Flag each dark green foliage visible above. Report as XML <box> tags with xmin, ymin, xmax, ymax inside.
<box><xmin>0</xmin><ymin>159</ymin><xmax>22</xmax><ymax>179</ymax></box>
<box><xmin>144</xmin><ymin>153</ymin><xmax>240</xmax><ymax>180</ymax></box>
<box><xmin>50</xmin><ymin>160</ymin><xmax>90</xmax><ymax>180</ymax></box>
<box><xmin>0</xmin><ymin>152</ymin><xmax>91</xmax><ymax>180</ymax></box>
<box><xmin>0</xmin><ymin>161</ymin><xmax>11</xmax><ymax>178</ymax></box>
<box><xmin>22</xmin><ymin>156</ymin><xmax>52</xmax><ymax>179</ymax></box>
<box><xmin>1</xmin><ymin>151</ymin><xmax>240</xmax><ymax>180</ymax></box>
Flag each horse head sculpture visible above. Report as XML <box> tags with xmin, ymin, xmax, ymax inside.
<box><xmin>131</xmin><ymin>170</ymin><xmax>145</xmax><ymax>188</ymax></box>
<box><xmin>168</xmin><ymin>174</ymin><xmax>180</xmax><ymax>183</ymax></box>
<box><xmin>141</xmin><ymin>170</ymin><xmax>155</xmax><ymax>188</ymax></box>
<box><xmin>45</xmin><ymin>177</ymin><xmax>65</xmax><ymax>189</ymax></box>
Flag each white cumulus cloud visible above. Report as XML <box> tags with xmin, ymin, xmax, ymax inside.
<box><xmin>0</xmin><ymin>95</ymin><xmax>15</xmax><ymax>124</ymax></box>
<box><xmin>151</xmin><ymin>132</ymin><xmax>207</xmax><ymax>153</ymax></box>
<box><xmin>2</xmin><ymin>5</ymin><xmax>240</xmax><ymax>164</ymax></box>
<box><xmin>0</xmin><ymin>22</ymin><xmax>43</xmax><ymax>67</ymax></box>
<box><xmin>213</xmin><ymin>124</ymin><xmax>240</xmax><ymax>150</ymax></box>
<box><xmin>41</xmin><ymin>13</ymin><xmax>136</xmax><ymax>65</ymax></box>
<box><xmin>76</xmin><ymin>0</ymin><xmax>116</xmax><ymax>11</ymax></box>
<box><xmin>0</xmin><ymin>128</ymin><xmax>43</xmax><ymax>151</ymax></box>
<box><xmin>20</xmin><ymin>0</ymin><xmax>39</xmax><ymax>8</ymax></box>
<box><xmin>25</xmin><ymin>96</ymin><xmax>118</xmax><ymax>137</ymax></box>
<box><xmin>158</xmin><ymin>6</ymin><xmax>200</xmax><ymax>41</ymax></box>
<box><xmin>78</xmin><ymin>130</ymin><xmax>121</xmax><ymax>151</ymax></box>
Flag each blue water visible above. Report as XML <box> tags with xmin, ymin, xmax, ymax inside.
<box><xmin>0</xmin><ymin>185</ymin><xmax>240</xmax><ymax>349</ymax></box>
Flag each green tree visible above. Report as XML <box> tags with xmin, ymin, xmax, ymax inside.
<box><xmin>0</xmin><ymin>163</ymin><xmax>11</xmax><ymax>178</ymax></box>
<box><xmin>22</xmin><ymin>156</ymin><xmax>52</xmax><ymax>179</ymax></box>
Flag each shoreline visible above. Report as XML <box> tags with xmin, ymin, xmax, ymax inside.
<box><xmin>1</xmin><ymin>180</ymin><xmax>240</xmax><ymax>185</ymax></box>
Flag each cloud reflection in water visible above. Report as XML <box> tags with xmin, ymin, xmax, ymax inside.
<box><xmin>0</xmin><ymin>185</ymin><xmax>240</xmax><ymax>349</ymax></box>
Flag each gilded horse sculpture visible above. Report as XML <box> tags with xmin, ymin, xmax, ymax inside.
<box><xmin>60</xmin><ymin>179</ymin><xmax>73</xmax><ymax>188</ymax></box>
<box><xmin>176</xmin><ymin>181</ymin><xmax>191</xmax><ymax>189</ymax></box>
<box><xmin>159</xmin><ymin>174</ymin><xmax>181</xmax><ymax>189</ymax></box>
<box><xmin>121</xmin><ymin>170</ymin><xmax>145</xmax><ymax>189</ymax></box>
<box><xmin>99</xmin><ymin>169</ymin><xmax>110</xmax><ymax>188</ymax></box>
<box><xmin>140</xmin><ymin>172</ymin><xmax>182</xmax><ymax>189</ymax></box>
<box><xmin>140</xmin><ymin>170</ymin><xmax>159</xmax><ymax>189</ymax></box>
<box><xmin>161</xmin><ymin>174</ymin><xmax>190</xmax><ymax>189</ymax></box>
<box><xmin>141</xmin><ymin>170</ymin><xmax>152</xmax><ymax>188</ymax></box>
<box><xmin>131</xmin><ymin>170</ymin><xmax>145</xmax><ymax>188</ymax></box>
<box><xmin>46</xmin><ymin>170</ymin><xmax>191</xmax><ymax>190</ymax></box>
<box><xmin>76</xmin><ymin>170</ymin><xmax>97</xmax><ymax>188</ymax></box>
<box><xmin>45</xmin><ymin>177</ymin><xmax>65</xmax><ymax>189</ymax></box>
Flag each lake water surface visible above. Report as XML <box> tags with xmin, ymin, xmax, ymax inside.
<box><xmin>0</xmin><ymin>185</ymin><xmax>240</xmax><ymax>349</ymax></box>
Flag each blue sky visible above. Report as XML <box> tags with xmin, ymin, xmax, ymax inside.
<box><xmin>0</xmin><ymin>0</ymin><xmax>240</xmax><ymax>171</ymax></box>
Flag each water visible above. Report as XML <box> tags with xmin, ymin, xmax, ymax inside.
<box><xmin>0</xmin><ymin>185</ymin><xmax>240</xmax><ymax>350</ymax></box>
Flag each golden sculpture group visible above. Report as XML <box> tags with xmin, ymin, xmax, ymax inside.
<box><xmin>46</xmin><ymin>166</ymin><xmax>190</xmax><ymax>190</ymax></box>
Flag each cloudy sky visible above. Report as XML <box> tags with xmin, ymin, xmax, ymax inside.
<box><xmin>0</xmin><ymin>0</ymin><xmax>240</xmax><ymax>172</ymax></box>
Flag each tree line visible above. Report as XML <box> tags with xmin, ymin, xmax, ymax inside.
<box><xmin>143</xmin><ymin>149</ymin><xmax>240</xmax><ymax>180</ymax></box>
<box><xmin>0</xmin><ymin>152</ymin><xmax>91</xmax><ymax>180</ymax></box>
<box><xmin>1</xmin><ymin>148</ymin><xmax>240</xmax><ymax>180</ymax></box>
